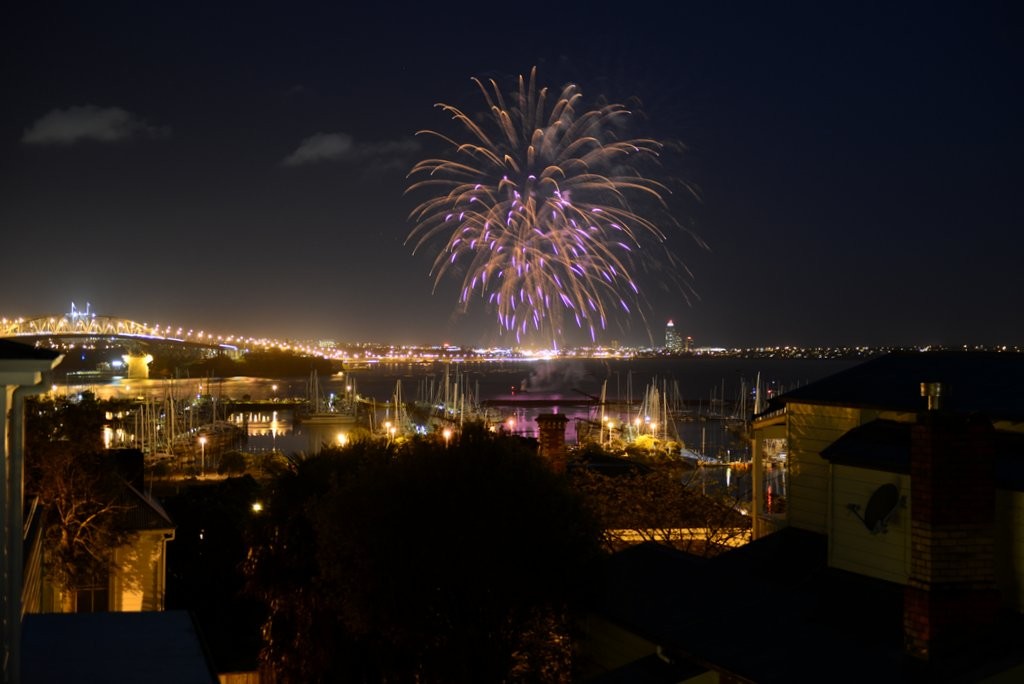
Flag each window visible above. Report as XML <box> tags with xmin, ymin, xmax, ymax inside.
<box><xmin>759</xmin><ymin>437</ymin><xmax>788</xmax><ymax>516</ymax></box>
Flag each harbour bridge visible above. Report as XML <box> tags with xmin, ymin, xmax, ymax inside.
<box><xmin>0</xmin><ymin>303</ymin><xmax>345</xmax><ymax>371</ymax></box>
<box><xmin>4</xmin><ymin>312</ymin><xmax>155</xmax><ymax>339</ymax></box>
<box><xmin>1</xmin><ymin>303</ymin><xmax>240</xmax><ymax>351</ymax></box>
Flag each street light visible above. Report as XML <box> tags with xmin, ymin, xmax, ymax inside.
<box><xmin>198</xmin><ymin>436</ymin><xmax>207</xmax><ymax>476</ymax></box>
<box><xmin>442</xmin><ymin>427</ymin><xmax>452</xmax><ymax>448</ymax></box>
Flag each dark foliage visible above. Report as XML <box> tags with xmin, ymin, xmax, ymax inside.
<box><xmin>245</xmin><ymin>428</ymin><xmax>602</xmax><ymax>682</ymax></box>
<box><xmin>218</xmin><ymin>450</ymin><xmax>248</xmax><ymax>476</ymax></box>
<box><xmin>163</xmin><ymin>477</ymin><xmax>266</xmax><ymax>673</ymax></box>
<box><xmin>25</xmin><ymin>392</ymin><xmax>107</xmax><ymax>456</ymax></box>
<box><xmin>159</xmin><ymin>349</ymin><xmax>337</xmax><ymax>380</ymax></box>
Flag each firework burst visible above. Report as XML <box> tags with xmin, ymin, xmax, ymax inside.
<box><xmin>406</xmin><ymin>68</ymin><xmax>698</xmax><ymax>346</ymax></box>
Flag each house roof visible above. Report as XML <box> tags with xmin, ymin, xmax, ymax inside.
<box><xmin>593</xmin><ymin>528</ymin><xmax>1024</xmax><ymax>682</ymax></box>
<box><xmin>586</xmin><ymin>652</ymin><xmax>708</xmax><ymax>683</ymax></box>
<box><xmin>820</xmin><ymin>419</ymin><xmax>914</xmax><ymax>474</ymax></box>
<box><xmin>762</xmin><ymin>351</ymin><xmax>1024</xmax><ymax>420</ymax></box>
<box><xmin>0</xmin><ymin>339</ymin><xmax>63</xmax><ymax>384</ymax></box>
<box><xmin>119</xmin><ymin>480</ymin><xmax>176</xmax><ymax>531</ymax></box>
<box><xmin>22</xmin><ymin>610</ymin><xmax>218</xmax><ymax>683</ymax></box>
<box><xmin>821</xmin><ymin>418</ymin><xmax>1024</xmax><ymax>490</ymax></box>
<box><xmin>0</xmin><ymin>339</ymin><xmax>61</xmax><ymax>361</ymax></box>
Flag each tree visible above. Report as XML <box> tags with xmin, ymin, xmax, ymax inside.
<box><xmin>570</xmin><ymin>452</ymin><xmax>751</xmax><ymax>555</ymax></box>
<box><xmin>25</xmin><ymin>396</ymin><xmax>135</xmax><ymax>608</ymax></box>
<box><xmin>218</xmin><ymin>450</ymin><xmax>248</xmax><ymax>476</ymax></box>
<box><xmin>245</xmin><ymin>429</ymin><xmax>602</xmax><ymax>682</ymax></box>
<box><xmin>162</xmin><ymin>476</ymin><xmax>265</xmax><ymax>673</ymax></box>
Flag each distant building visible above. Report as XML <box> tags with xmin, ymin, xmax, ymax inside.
<box><xmin>24</xmin><ymin>478</ymin><xmax>176</xmax><ymax>615</ymax></box>
<box><xmin>663</xmin><ymin>320</ymin><xmax>682</xmax><ymax>352</ymax></box>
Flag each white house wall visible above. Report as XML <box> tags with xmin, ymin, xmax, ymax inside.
<box><xmin>830</xmin><ymin>465</ymin><xmax>911</xmax><ymax>584</ymax></box>
<box><xmin>111</xmin><ymin>531</ymin><xmax>169</xmax><ymax>612</ymax></box>
<box><xmin>996</xmin><ymin>489</ymin><xmax>1024</xmax><ymax>612</ymax></box>
<box><xmin>787</xmin><ymin>404</ymin><xmax>863</xmax><ymax>534</ymax></box>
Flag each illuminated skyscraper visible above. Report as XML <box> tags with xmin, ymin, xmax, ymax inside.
<box><xmin>664</xmin><ymin>320</ymin><xmax>682</xmax><ymax>352</ymax></box>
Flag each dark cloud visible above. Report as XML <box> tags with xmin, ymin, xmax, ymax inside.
<box><xmin>282</xmin><ymin>132</ymin><xmax>353</xmax><ymax>166</ymax></box>
<box><xmin>22</xmin><ymin>105</ymin><xmax>168</xmax><ymax>145</ymax></box>
<box><xmin>283</xmin><ymin>132</ymin><xmax>420</xmax><ymax>170</ymax></box>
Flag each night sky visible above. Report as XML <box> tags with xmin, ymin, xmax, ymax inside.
<box><xmin>2</xmin><ymin>2</ymin><xmax>1021</xmax><ymax>348</ymax></box>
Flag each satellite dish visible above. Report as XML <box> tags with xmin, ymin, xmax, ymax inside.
<box><xmin>846</xmin><ymin>483</ymin><xmax>900</xmax><ymax>534</ymax></box>
<box><xmin>863</xmin><ymin>484</ymin><xmax>900</xmax><ymax>533</ymax></box>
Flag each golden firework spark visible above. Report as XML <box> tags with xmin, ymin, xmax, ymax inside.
<box><xmin>407</xmin><ymin>68</ymin><xmax>697</xmax><ymax>346</ymax></box>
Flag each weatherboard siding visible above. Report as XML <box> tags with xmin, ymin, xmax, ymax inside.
<box><xmin>830</xmin><ymin>465</ymin><xmax>910</xmax><ymax>584</ymax></box>
<box><xmin>787</xmin><ymin>403</ymin><xmax>862</xmax><ymax>534</ymax></box>
<box><xmin>996</xmin><ymin>489</ymin><xmax>1024</xmax><ymax>612</ymax></box>
<box><xmin>111</xmin><ymin>531</ymin><xmax>169</xmax><ymax>612</ymax></box>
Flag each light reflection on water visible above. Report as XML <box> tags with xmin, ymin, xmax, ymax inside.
<box><xmin>239</xmin><ymin>410</ymin><xmax>354</xmax><ymax>457</ymax></box>
<box><xmin>60</xmin><ymin>358</ymin><xmax>851</xmax><ymax>463</ymax></box>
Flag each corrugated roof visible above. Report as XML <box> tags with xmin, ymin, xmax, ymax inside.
<box><xmin>0</xmin><ymin>339</ymin><xmax>62</xmax><ymax>361</ymax></box>
<box><xmin>763</xmin><ymin>351</ymin><xmax>1024</xmax><ymax>419</ymax></box>
<box><xmin>22</xmin><ymin>611</ymin><xmax>217</xmax><ymax>683</ymax></box>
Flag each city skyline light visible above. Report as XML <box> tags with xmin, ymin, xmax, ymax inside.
<box><xmin>2</xmin><ymin>3</ymin><xmax>1021</xmax><ymax>348</ymax></box>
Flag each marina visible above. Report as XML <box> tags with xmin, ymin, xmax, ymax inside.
<box><xmin>62</xmin><ymin>356</ymin><xmax>855</xmax><ymax>469</ymax></box>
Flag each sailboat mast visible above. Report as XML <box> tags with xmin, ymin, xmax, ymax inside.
<box><xmin>754</xmin><ymin>372</ymin><xmax>762</xmax><ymax>415</ymax></box>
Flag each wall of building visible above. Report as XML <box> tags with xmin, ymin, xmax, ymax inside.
<box><xmin>21</xmin><ymin>507</ymin><xmax>45</xmax><ymax>616</ymax></box>
<box><xmin>995</xmin><ymin>488</ymin><xmax>1024</xmax><ymax>612</ymax></box>
<box><xmin>830</xmin><ymin>465</ymin><xmax>911</xmax><ymax>584</ymax></box>
<box><xmin>111</xmin><ymin>530</ymin><xmax>170</xmax><ymax>612</ymax></box>
<box><xmin>786</xmin><ymin>404</ymin><xmax>863</xmax><ymax>534</ymax></box>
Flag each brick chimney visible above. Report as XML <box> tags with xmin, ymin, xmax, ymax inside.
<box><xmin>535</xmin><ymin>413</ymin><xmax>568</xmax><ymax>474</ymax></box>
<box><xmin>903</xmin><ymin>410</ymin><xmax>1000</xmax><ymax>660</ymax></box>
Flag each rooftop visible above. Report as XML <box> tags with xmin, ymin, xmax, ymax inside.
<box><xmin>763</xmin><ymin>351</ymin><xmax>1024</xmax><ymax>420</ymax></box>
<box><xmin>22</xmin><ymin>610</ymin><xmax>217</xmax><ymax>683</ymax></box>
<box><xmin>821</xmin><ymin>418</ymin><xmax>1024</xmax><ymax>491</ymax></box>
<box><xmin>593</xmin><ymin>529</ymin><xmax>1024</xmax><ymax>682</ymax></box>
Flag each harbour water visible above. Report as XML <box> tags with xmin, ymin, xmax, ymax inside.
<box><xmin>64</xmin><ymin>356</ymin><xmax>858</xmax><ymax>459</ymax></box>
